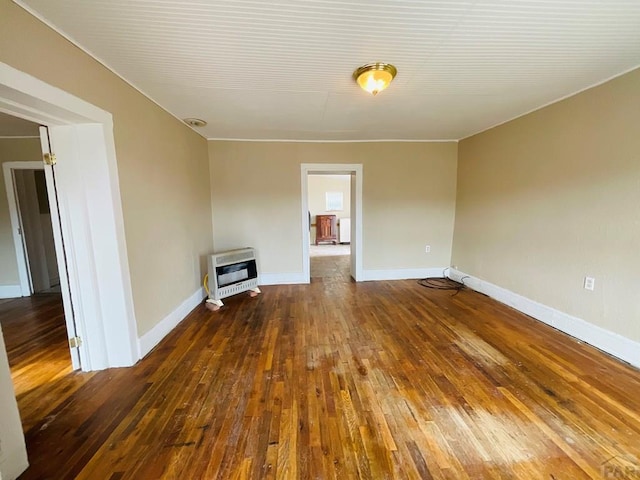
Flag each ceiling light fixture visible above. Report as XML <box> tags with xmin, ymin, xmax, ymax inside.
<box><xmin>183</xmin><ymin>118</ymin><xmax>207</xmax><ymax>127</ymax></box>
<box><xmin>353</xmin><ymin>63</ymin><xmax>397</xmax><ymax>96</ymax></box>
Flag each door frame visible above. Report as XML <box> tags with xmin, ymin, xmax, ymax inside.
<box><xmin>0</xmin><ymin>61</ymin><xmax>138</xmax><ymax>370</ymax></box>
<box><xmin>301</xmin><ymin>163</ymin><xmax>363</xmax><ymax>282</ymax></box>
<box><xmin>3</xmin><ymin>161</ymin><xmax>43</xmax><ymax>297</ymax></box>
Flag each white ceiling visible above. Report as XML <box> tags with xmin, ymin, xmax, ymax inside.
<box><xmin>16</xmin><ymin>0</ymin><xmax>640</xmax><ymax>141</ymax></box>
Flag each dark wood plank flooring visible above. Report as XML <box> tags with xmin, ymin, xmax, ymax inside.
<box><xmin>0</xmin><ymin>294</ymin><xmax>83</xmax><ymax>434</ymax></box>
<box><xmin>2</xmin><ymin>266</ymin><xmax>640</xmax><ymax>479</ymax></box>
<box><xmin>310</xmin><ymin>251</ymin><xmax>351</xmax><ymax>283</ymax></box>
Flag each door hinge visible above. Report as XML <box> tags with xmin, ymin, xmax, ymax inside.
<box><xmin>43</xmin><ymin>152</ymin><xmax>57</xmax><ymax>166</ymax></box>
<box><xmin>69</xmin><ymin>336</ymin><xmax>82</xmax><ymax>348</ymax></box>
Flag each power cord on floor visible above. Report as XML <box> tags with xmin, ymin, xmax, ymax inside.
<box><xmin>417</xmin><ymin>267</ymin><xmax>469</xmax><ymax>296</ymax></box>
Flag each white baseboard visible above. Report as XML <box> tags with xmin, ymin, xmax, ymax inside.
<box><xmin>0</xmin><ymin>445</ymin><xmax>29</xmax><ymax>480</ymax></box>
<box><xmin>0</xmin><ymin>285</ymin><xmax>22</xmax><ymax>299</ymax></box>
<box><xmin>258</xmin><ymin>268</ymin><xmax>449</xmax><ymax>284</ymax></box>
<box><xmin>448</xmin><ymin>268</ymin><xmax>640</xmax><ymax>368</ymax></box>
<box><xmin>259</xmin><ymin>272</ymin><xmax>308</xmax><ymax>285</ymax></box>
<box><xmin>362</xmin><ymin>267</ymin><xmax>448</xmax><ymax>282</ymax></box>
<box><xmin>137</xmin><ymin>287</ymin><xmax>206</xmax><ymax>359</ymax></box>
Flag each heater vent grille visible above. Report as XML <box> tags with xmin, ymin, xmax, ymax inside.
<box><xmin>215</xmin><ymin>250</ymin><xmax>254</xmax><ymax>266</ymax></box>
<box><xmin>217</xmin><ymin>278</ymin><xmax>259</xmax><ymax>299</ymax></box>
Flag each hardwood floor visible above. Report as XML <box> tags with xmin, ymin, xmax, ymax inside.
<box><xmin>310</xmin><ymin>252</ymin><xmax>351</xmax><ymax>283</ymax></box>
<box><xmin>0</xmin><ymin>294</ymin><xmax>80</xmax><ymax>433</ymax></box>
<box><xmin>2</xmin><ymin>277</ymin><xmax>640</xmax><ymax>479</ymax></box>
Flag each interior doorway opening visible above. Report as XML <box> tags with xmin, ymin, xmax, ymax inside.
<box><xmin>301</xmin><ymin>163</ymin><xmax>363</xmax><ymax>283</ymax></box>
<box><xmin>0</xmin><ymin>115</ymin><xmax>75</xmax><ymax>366</ymax></box>
<box><xmin>308</xmin><ymin>174</ymin><xmax>352</xmax><ymax>282</ymax></box>
<box><xmin>1</xmin><ymin>157</ymin><xmax>75</xmax><ymax>375</ymax></box>
<box><xmin>3</xmin><ymin>129</ymin><xmax>81</xmax><ymax>371</ymax></box>
<box><xmin>11</xmin><ymin>167</ymin><xmax>60</xmax><ymax>294</ymax></box>
<box><xmin>0</xmin><ymin>114</ymin><xmax>76</xmax><ymax>475</ymax></box>
<box><xmin>0</xmin><ymin>61</ymin><xmax>138</xmax><ymax>373</ymax></box>
<box><xmin>0</xmin><ymin>60</ymin><xmax>139</xmax><ymax>479</ymax></box>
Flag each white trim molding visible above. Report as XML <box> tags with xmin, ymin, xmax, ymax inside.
<box><xmin>362</xmin><ymin>267</ymin><xmax>447</xmax><ymax>282</ymax></box>
<box><xmin>0</xmin><ymin>285</ymin><xmax>22</xmax><ymax>299</ymax></box>
<box><xmin>0</xmin><ymin>64</ymin><xmax>111</xmax><ymax>125</ymax></box>
<box><xmin>0</xmin><ymin>443</ymin><xmax>28</xmax><ymax>480</ymax></box>
<box><xmin>138</xmin><ymin>287</ymin><xmax>206</xmax><ymax>359</ymax></box>
<box><xmin>259</xmin><ymin>272</ymin><xmax>307</xmax><ymax>285</ymax></box>
<box><xmin>448</xmin><ymin>268</ymin><xmax>640</xmax><ymax>369</ymax></box>
<box><xmin>259</xmin><ymin>268</ymin><xmax>448</xmax><ymax>284</ymax></box>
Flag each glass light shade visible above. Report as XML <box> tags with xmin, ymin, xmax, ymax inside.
<box><xmin>353</xmin><ymin>63</ymin><xmax>397</xmax><ymax>95</ymax></box>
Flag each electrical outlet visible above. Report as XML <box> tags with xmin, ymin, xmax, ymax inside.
<box><xmin>425</xmin><ymin>245</ymin><xmax>431</xmax><ymax>253</ymax></box>
<box><xmin>584</xmin><ymin>276</ymin><xmax>595</xmax><ymax>291</ymax></box>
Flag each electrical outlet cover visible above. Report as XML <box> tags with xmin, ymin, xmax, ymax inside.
<box><xmin>584</xmin><ymin>277</ymin><xmax>595</xmax><ymax>291</ymax></box>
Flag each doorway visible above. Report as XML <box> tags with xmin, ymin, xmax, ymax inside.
<box><xmin>11</xmin><ymin>168</ymin><xmax>60</xmax><ymax>294</ymax></box>
<box><xmin>308</xmin><ymin>174</ymin><xmax>352</xmax><ymax>282</ymax></box>
<box><xmin>0</xmin><ymin>61</ymin><xmax>138</xmax><ymax>373</ymax></box>
<box><xmin>0</xmin><ymin>115</ymin><xmax>76</xmax><ymax>473</ymax></box>
<box><xmin>0</xmin><ymin>115</ymin><xmax>74</xmax><ymax>363</ymax></box>
<box><xmin>300</xmin><ymin>163</ymin><xmax>363</xmax><ymax>283</ymax></box>
<box><xmin>3</xmin><ymin>142</ymin><xmax>80</xmax><ymax>370</ymax></box>
<box><xmin>0</xmin><ymin>61</ymin><xmax>139</xmax><ymax>479</ymax></box>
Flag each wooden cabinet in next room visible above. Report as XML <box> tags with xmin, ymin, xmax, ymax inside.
<box><xmin>315</xmin><ymin>214</ymin><xmax>337</xmax><ymax>245</ymax></box>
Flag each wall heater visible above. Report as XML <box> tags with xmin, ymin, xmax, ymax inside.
<box><xmin>206</xmin><ymin>247</ymin><xmax>260</xmax><ymax>310</ymax></box>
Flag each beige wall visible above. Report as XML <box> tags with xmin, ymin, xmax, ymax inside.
<box><xmin>0</xmin><ymin>138</ymin><xmax>42</xmax><ymax>286</ymax></box>
<box><xmin>209</xmin><ymin>141</ymin><xmax>458</xmax><ymax>274</ymax></box>
<box><xmin>0</xmin><ymin>0</ymin><xmax>213</xmax><ymax>336</ymax></box>
<box><xmin>453</xmin><ymin>67</ymin><xmax>640</xmax><ymax>343</ymax></box>
<box><xmin>308</xmin><ymin>174</ymin><xmax>351</xmax><ymax>220</ymax></box>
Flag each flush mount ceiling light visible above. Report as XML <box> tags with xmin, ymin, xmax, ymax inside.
<box><xmin>353</xmin><ymin>63</ymin><xmax>397</xmax><ymax>96</ymax></box>
<box><xmin>183</xmin><ymin>118</ymin><xmax>207</xmax><ymax>127</ymax></box>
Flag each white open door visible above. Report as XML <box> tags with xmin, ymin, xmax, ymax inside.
<box><xmin>39</xmin><ymin>126</ymin><xmax>81</xmax><ymax>370</ymax></box>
